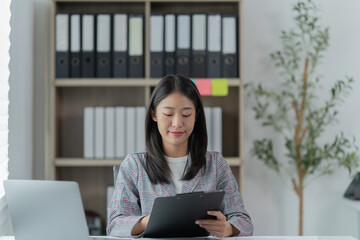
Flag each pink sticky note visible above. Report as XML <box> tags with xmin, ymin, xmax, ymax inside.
<box><xmin>196</xmin><ymin>79</ymin><xmax>212</xmax><ymax>96</ymax></box>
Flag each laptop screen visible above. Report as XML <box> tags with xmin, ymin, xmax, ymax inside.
<box><xmin>4</xmin><ymin>180</ymin><xmax>89</xmax><ymax>240</ymax></box>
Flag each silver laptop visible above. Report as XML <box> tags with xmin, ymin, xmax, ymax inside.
<box><xmin>4</xmin><ymin>180</ymin><xmax>122</xmax><ymax>240</ymax></box>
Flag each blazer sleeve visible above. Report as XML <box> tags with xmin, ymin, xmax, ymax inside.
<box><xmin>215</xmin><ymin>153</ymin><xmax>254</xmax><ymax>236</ymax></box>
<box><xmin>107</xmin><ymin>154</ymin><xmax>145</xmax><ymax>237</ymax></box>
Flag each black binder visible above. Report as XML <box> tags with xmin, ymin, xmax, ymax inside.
<box><xmin>222</xmin><ymin>14</ymin><xmax>238</xmax><ymax>78</ymax></box>
<box><xmin>207</xmin><ymin>14</ymin><xmax>222</xmax><ymax>78</ymax></box>
<box><xmin>128</xmin><ymin>14</ymin><xmax>144</xmax><ymax>78</ymax></box>
<box><xmin>70</xmin><ymin>14</ymin><xmax>81</xmax><ymax>78</ymax></box>
<box><xmin>191</xmin><ymin>14</ymin><xmax>207</xmax><ymax>78</ymax></box>
<box><xmin>55</xmin><ymin>14</ymin><xmax>69</xmax><ymax>78</ymax></box>
<box><xmin>150</xmin><ymin>14</ymin><xmax>164</xmax><ymax>78</ymax></box>
<box><xmin>96</xmin><ymin>14</ymin><xmax>111</xmax><ymax>78</ymax></box>
<box><xmin>112</xmin><ymin>13</ymin><xmax>128</xmax><ymax>78</ymax></box>
<box><xmin>344</xmin><ymin>172</ymin><xmax>360</xmax><ymax>200</ymax></box>
<box><xmin>81</xmin><ymin>14</ymin><xmax>95</xmax><ymax>78</ymax></box>
<box><xmin>164</xmin><ymin>14</ymin><xmax>176</xmax><ymax>75</ymax></box>
<box><xmin>176</xmin><ymin>14</ymin><xmax>191</xmax><ymax>77</ymax></box>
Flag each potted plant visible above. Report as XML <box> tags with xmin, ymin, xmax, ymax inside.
<box><xmin>247</xmin><ymin>0</ymin><xmax>359</xmax><ymax>235</ymax></box>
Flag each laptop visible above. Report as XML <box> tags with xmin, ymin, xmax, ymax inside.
<box><xmin>4</xmin><ymin>180</ymin><xmax>122</xmax><ymax>240</ymax></box>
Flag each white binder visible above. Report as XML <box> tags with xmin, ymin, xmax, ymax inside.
<box><xmin>113</xmin><ymin>14</ymin><xmax>128</xmax><ymax>52</ymax></box>
<box><xmin>82</xmin><ymin>15</ymin><xmax>94</xmax><ymax>52</ymax></box>
<box><xmin>96</xmin><ymin>14</ymin><xmax>111</xmax><ymax>77</ymax></box>
<box><xmin>125</xmin><ymin>107</ymin><xmax>136</xmax><ymax>154</ymax></box>
<box><xmin>191</xmin><ymin>14</ymin><xmax>206</xmax><ymax>78</ymax></box>
<box><xmin>176</xmin><ymin>14</ymin><xmax>190</xmax><ymax>76</ymax></box>
<box><xmin>70</xmin><ymin>14</ymin><xmax>80</xmax><ymax>77</ymax></box>
<box><xmin>150</xmin><ymin>14</ymin><xmax>164</xmax><ymax>77</ymax></box>
<box><xmin>94</xmin><ymin>107</ymin><xmax>105</xmax><ymax>158</ymax></box>
<box><xmin>56</xmin><ymin>14</ymin><xmax>69</xmax><ymax>52</ymax></box>
<box><xmin>212</xmin><ymin>107</ymin><xmax>222</xmax><ymax>153</ymax></box>
<box><xmin>204</xmin><ymin>107</ymin><xmax>213</xmax><ymax>151</ymax></box>
<box><xmin>70</xmin><ymin>14</ymin><xmax>80</xmax><ymax>50</ymax></box>
<box><xmin>207</xmin><ymin>14</ymin><xmax>222</xmax><ymax>77</ymax></box>
<box><xmin>115</xmin><ymin>107</ymin><xmax>126</xmax><ymax>158</ymax></box>
<box><xmin>55</xmin><ymin>14</ymin><xmax>69</xmax><ymax>78</ymax></box>
<box><xmin>128</xmin><ymin>15</ymin><xmax>144</xmax><ymax>77</ymax></box>
<box><xmin>164</xmin><ymin>14</ymin><xmax>175</xmax><ymax>75</ymax></box>
<box><xmin>83</xmin><ymin>107</ymin><xmax>94</xmax><ymax>158</ymax></box>
<box><xmin>222</xmin><ymin>14</ymin><xmax>237</xmax><ymax>77</ymax></box>
<box><xmin>81</xmin><ymin>14</ymin><xmax>95</xmax><ymax>77</ymax></box>
<box><xmin>105</xmin><ymin>107</ymin><xmax>115</xmax><ymax>159</ymax></box>
<box><xmin>96</xmin><ymin>14</ymin><xmax>111</xmax><ymax>52</ymax></box>
<box><xmin>113</xmin><ymin>14</ymin><xmax>128</xmax><ymax>78</ymax></box>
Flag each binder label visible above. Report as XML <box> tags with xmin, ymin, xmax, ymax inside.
<box><xmin>97</xmin><ymin>14</ymin><xmax>111</xmax><ymax>52</ymax></box>
<box><xmin>150</xmin><ymin>15</ymin><xmax>164</xmax><ymax>52</ymax></box>
<box><xmin>129</xmin><ymin>17</ymin><xmax>143</xmax><ymax>56</ymax></box>
<box><xmin>70</xmin><ymin>14</ymin><xmax>80</xmax><ymax>52</ymax></box>
<box><xmin>222</xmin><ymin>17</ymin><xmax>236</xmax><ymax>54</ymax></box>
<box><xmin>82</xmin><ymin>15</ymin><xmax>94</xmax><ymax>51</ymax></box>
<box><xmin>192</xmin><ymin>14</ymin><xmax>206</xmax><ymax>51</ymax></box>
<box><xmin>177</xmin><ymin>15</ymin><xmax>190</xmax><ymax>49</ymax></box>
<box><xmin>165</xmin><ymin>14</ymin><xmax>175</xmax><ymax>52</ymax></box>
<box><xmin>56</xmin><ymin>14</ymin><xmax>69</xmax><ymax>51</ymax></box>
<box><xmin>208</xmin><ymin>15</ymin><xmax>221</xmax><ymax>52</ymax></box>
<box><xmin>114</xmin><ymin>14</ymin><xmax>128</xmax><ymax>52</ymax></box>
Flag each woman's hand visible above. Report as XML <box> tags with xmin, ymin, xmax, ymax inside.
<box><xmin>195</xmin><ymin>211</ymin><xmax>239</xmax><ymax>237</ymax></box>
<box><xmin>131</xmin><ymin>215</ymin><xmax>150</xmax><ymax>236</ymax></box>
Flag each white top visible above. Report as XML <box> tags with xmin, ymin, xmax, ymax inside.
<box><xmin>165</xmin><ymin>155</ymin><xmax>188</xmax><ymax>194</ymax></box>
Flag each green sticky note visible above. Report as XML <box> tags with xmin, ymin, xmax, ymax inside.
<box><xmin>190</xmin><ymin>78</ymin><xmax>197</xmax><ymax>85</ymax></box>
<box><xmin>212</xmin><ymin>79</ymin><xmax>228</xmax><ymax>96</ymax></box>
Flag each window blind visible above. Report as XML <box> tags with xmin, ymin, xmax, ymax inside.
<box><xmin>0</xmin><ymin>0</ymin><xmax>12</xmax><ymax>235</ymax></box>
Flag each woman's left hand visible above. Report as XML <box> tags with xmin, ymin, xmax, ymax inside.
<box><xmin>195</xmin><ymin>210</ymin><xmax>237</xmax><ymax>237</ymax></box>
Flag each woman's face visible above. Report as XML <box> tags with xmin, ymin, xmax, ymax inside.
<box><xmin>152</xmin><ymin>92</ymin><xmax>196</xmax><ymax>156</ymax></box>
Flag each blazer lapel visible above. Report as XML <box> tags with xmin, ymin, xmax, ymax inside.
<box><xmin>182</xmin><ymin>172</ymin><xmax>201</xmax><ymax>193</ymax></box>
<box><xmin>181</xmin><ymin>154</ymin><xmax>201</xmax><ymax>193</ymax></box>
<box><xmin>160</xmin><ymin>182</ymin><xmax>176</xmax><ymax>196</ymax></box>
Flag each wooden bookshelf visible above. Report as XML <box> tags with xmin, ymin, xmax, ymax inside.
<box><xmin>46</xmin><ymin>0</ymin><xmax>243</xmax><ymax>233</ymax></box>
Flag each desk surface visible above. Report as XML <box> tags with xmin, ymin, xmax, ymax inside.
<box><xmin>0</xmin><ymin>237</ymin><xmax>357</xmax><ymax>240</ymax></box>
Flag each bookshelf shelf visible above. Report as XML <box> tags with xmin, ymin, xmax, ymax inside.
<box><xmin>55</xmin><ymin>157</ymin><xmax>241</xmax><ymax>167</ymax></box>
<box><xmin>55</xmin><ymin>158</ymin><xmax>122</xmax><ymax>167</ymax></box>
<box><xmin>46</xmin><ymin>0</ymin><xmax>244</xmax><ymax>232</ymax></box>
<box><xmin>55</xmin><ymin>78</ymin><xmax>242</xmax><ymax>87</ymax></box>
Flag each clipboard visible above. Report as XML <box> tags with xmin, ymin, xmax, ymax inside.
<box><xmin>144</xmin><ymin>191</ymin><xmax>225</xmax><ymax>238</ymax></box>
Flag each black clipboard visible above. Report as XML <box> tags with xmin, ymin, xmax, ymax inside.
<box><xmin>143</xmin><ymin>191</ymin><xmax>225</xmax><ymax>238</ymax></box>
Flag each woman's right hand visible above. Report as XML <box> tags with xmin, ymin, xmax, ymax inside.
<box><xmin>131</xmin><ymin>215</ymin><xmax>150</xmax><ymax>236</ymax></box>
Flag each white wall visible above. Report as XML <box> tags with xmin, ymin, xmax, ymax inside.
<box><xmin>32</xmin><ymin>0</ymin><xmax>50</xmax><ymax>180</ymax></box>
<box><xmin>8</xmin><ymin>0</ymin><xmax>360</xmax><ymax>237</ymax></box>
<box><xmin>242</xmin><ymin>0</ymin><xmax>360</xmax><ymax>237</ymax></box>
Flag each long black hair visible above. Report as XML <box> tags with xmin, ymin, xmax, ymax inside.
<box><xmin>145</xmin><ymin>74</ymin><xmax>208</xmax><ymax>184</ymax></box>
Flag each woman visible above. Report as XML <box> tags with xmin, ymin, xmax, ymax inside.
<box><xmin>107</xmin><ymin>74</ymin><xmax>253</xmax><ymax>237</ymax></box>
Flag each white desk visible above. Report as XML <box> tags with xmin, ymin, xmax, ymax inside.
<box><xmin>234</xmin><ymin>237</ymin><xmax>357</xmax><ymax>240</ymax></box>
<box><xmin>1</xmin><ymin>236</ymin><xmax>357</xmax><ymax>240</ymax></box>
